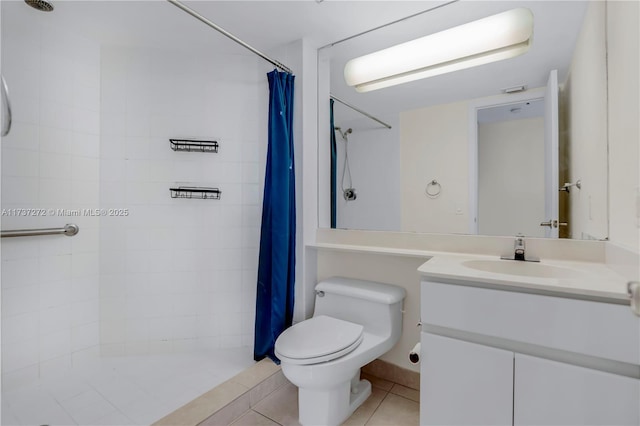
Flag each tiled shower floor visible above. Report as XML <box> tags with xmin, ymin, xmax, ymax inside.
<box><xmin>1</xmin><ymin>347</ymin><xmax>255</xmax><ymax>426</ymax></box>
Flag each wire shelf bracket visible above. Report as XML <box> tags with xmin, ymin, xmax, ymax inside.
<box><xmin>170</xmin><ymin>186</ymin><xmax>221</xmax><ymax>200</ymax></box>
<box><xmin>170</xmin><ymin>139</ymin><xmax>219</xmax><ymax>153</ymax></box>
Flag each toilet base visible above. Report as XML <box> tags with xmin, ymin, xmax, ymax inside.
<box><xmin>349</xmin><ymin>379</ymin><xmax>372</xmax><ymax>414</ymax></box>
<box><xmin>298</xmin><ymin>378</ymin><xmax>372</xmax><ymax>426</ymax></box>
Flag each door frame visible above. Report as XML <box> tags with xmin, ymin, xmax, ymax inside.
<box><xmin>467</xmin><ymin>88</ymin><xmax>546</xmax><ymax>235</ymax></box>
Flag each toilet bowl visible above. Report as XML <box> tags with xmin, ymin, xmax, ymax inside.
<box><xmin>275</xmin><ymin>277</ymin><xmax>406</xmax><ymax>426</ymax></box>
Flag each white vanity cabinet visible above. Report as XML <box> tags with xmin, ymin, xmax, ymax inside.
<box><xmin>514</xmin><ymin>354</ymin><xmax>640</xmax><ymax>425</ymax></box>
<box><xmin>421</xmin><ymin>333</ymin><xmax>513</xmax><ymax>426</ymax></box>
<box><xmin>420</xmin><ymin>279</ymin><xmax>640</xmax><ymax>426</ymax></box>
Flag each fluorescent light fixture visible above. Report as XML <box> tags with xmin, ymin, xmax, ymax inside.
<box><xmin>344</xmin><ymin>8</ymin><xmax>534</xmax><ymax>93</ymax></box>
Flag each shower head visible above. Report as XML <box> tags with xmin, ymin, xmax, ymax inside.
<box><xmin>334</xmin><ymin>127</ymin><xmax>353</xmax><ymax>141</ymax></box>
<box><xmin>24</xmin><ymin>0</ymin><xmax>54</xmax><ymax>12</ymax></box>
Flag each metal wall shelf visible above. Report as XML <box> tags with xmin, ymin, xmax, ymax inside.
<box><xmin>170</xmin><ymin>139</ymin><xmax>219</xmax><ymax>153</ymax></box>
<box><xmin>170</xmin><ymin>186</ymin><xmax>221</xmax><ymax>200</ymax></box>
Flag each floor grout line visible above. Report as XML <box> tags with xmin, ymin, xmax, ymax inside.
<box><xmin>252</xmin><ymin>409</ymin><xmax>284</xmax><ymax>426</ymax></box>
<box><xmin>388</xmin><ymin>392</ymin><xmax>418</xmax><ymax>403</ymax></box>
<box><xmin>361</xmin><ymin>389</ymin><xmax>389</xmax><ymax>426</ymax></box>
<box><xmin>366</xmin><ymin>391</ymin><xmax>390</xmax><ymax>426</ymax></box>
<box><xmin>253</xmin><ymin>405</ymin><xmax>287</xmax><ymax>425</ymax></box>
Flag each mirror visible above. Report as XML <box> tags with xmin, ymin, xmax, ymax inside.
<box><xmin>477</xmin><ymin>98</ymin><xmax>547</xmax><ymax>238</ymax></box>
<box><xmin>319</xmin><ymin>0</ymin><xmax>610</xmax><ymax>240</ymax></box>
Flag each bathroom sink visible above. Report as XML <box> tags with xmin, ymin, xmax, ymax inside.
<box><xmin>462</xmin><ymin>259</ymin><xmax>579</xmax><ymax>279</ymax></box>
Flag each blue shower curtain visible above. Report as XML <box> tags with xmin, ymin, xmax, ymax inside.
<box><xmin>254</xmin><ymin>70</ymin><xmax>296</xmax><ymax>363</ymax></box>
<box><xmin>330</xmin><ymin>99</ymin><xmax>337</xmax><ymax>228</ymax></box>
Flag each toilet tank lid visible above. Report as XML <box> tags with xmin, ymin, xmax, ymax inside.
<box><xmin>316</xmin><ymin>277</ymin><xmax>406</xmax><ymax>304</ymax></box>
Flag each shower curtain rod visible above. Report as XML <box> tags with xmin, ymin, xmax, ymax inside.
<box><xmin>330</xmin><ymin>95</ymin><xmax>392</xmax><ymax>129</ymax></box>
<box><xmin>165</xmin><ymin>0</ymin><xmax>389</xmax><ymax>129</ymax></box>
<box><xmin>165</xmin><ymin>0</ymin><xmax>293</xmax><ymax>74</ymax></box>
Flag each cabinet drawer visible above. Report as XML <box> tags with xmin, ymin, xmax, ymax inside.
<box><xmin>514</xmin><ymin>354</ymin><xmax>640</xmax><ymax>425</ymax></box>
<box><xmin>421</xmin><ymin>333</ymin><xmax>513</xmax><ymax>426</ymax></box>
<box><xmin>421</xmin><ymin>281</ymin><xmax>640</xmax><ymax>364</ymax></box>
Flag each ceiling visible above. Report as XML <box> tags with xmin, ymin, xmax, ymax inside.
<box><xmin>478</xmin><ymin>99</ymin><xmax>544</xmax><ymax>124</ymax></box>
<box><xmin>2</xmin><ymin>0</ymin><xmax>589</xmax><ymax>127</ymax></box>
<box><xmin>2</xmin><ymin>0</ymin><xmax>441</xmax><ymax>53</ymax></box>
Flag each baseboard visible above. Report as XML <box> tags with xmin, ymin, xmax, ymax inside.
<box><xmin>362</xmin><ymin>359</ymin><xmax>420</xmax><ymax>391</ymax></box>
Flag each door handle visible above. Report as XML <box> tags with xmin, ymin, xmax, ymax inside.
<box><xmin>540</xmin><ymin>220</ymin><xmax>567</xmax><ymax>228</ymax></box>
<box><xmin>628</xmin><ymin>282</ymin><xmax>640</xmax><ymax>317</ymax></box>
<box><xmin>540</xmin><ymin>220</ymin><xmax>558</xmax><ymax>228</ymax></box>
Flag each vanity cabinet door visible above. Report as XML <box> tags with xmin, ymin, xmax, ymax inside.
<box><xmin>420</xmin><ymin>333</ymin><xmax>513</xmax><ymax>426</ymax></box>
<box><xmin>514</xmin><ymin>354</ymin><xmax>640</xmax><ymax>425</ymax></box>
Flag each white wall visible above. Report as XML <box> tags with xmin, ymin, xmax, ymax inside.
<box><xmin>563</xmin><ymin>0</ymin><xmax>639</xmax><ymax>252</ymax></box>
<box><xmin>335</xmin><ymin>115</ymin><xmax>401</xmax><ymax>231</ymax></box>
<box><xmin>399</xmin><ymin>100</ymin><xmax>469</xmax><ymax>234</ymax></box>
<box><xmin>99</xmin><ymin>46</ymin><xmax>266</xmax><ymax>355</ymax></box>
<box><xmin>317</xmin><ymin>250</ymin><xmax>426</xmax><ymax>373</ymax></box>
<box><xmin>607</xmin><ymin>0</ymin><xmax>639</xmax><ymax>253</ymax></box>
<box><xmin>478</xmin><ymin>117</ymin><xmax>545</xmax><ymax>237</ymax></box>
<box><xmin>317</xmin><ymin>48</ymin><xmax>332</xmax><ymax>231</ymax></box>
<box><xmin>1</xmin><ymin>5</ymin><xmax>101</xmax><ymax>388</ymax></box>
<box><xmin>562</xmin><ymin>1</ymin><xmax>609</xmax><ymax>241</ymax></box>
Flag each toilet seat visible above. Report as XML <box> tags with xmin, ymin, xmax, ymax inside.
<box><xmin>275</xmin><ymin>315</ymin><xmax>364</xmax><ymax>365</ymax></box>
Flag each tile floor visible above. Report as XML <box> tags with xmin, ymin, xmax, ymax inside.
<box><xmin>1</xmin><ymin>347</ymin><xmax>255</xmax><ymax>426</ymax></box>
<box><xmin>236</xmin><ymin>373</ymin><xmax>420</xmax><ymax>426</ymax></box>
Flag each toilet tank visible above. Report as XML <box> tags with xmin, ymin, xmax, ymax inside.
<box><xmin>313</xmin><ymin>277</ymin><xmax>406</xmax><ymax>337</ymax></box>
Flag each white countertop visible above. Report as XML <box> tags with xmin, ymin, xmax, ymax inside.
<box><xmin>310</xmin><ymin>242</ymin><xmax>631</xmax><ymax>302</ymax></box>
<box><xmin>418</xmin><ymin>253</ymin><xmax>630</xmax><ymax>302</ymax></box>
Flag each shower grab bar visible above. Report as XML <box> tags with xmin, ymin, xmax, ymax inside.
<box><xmin>1</xmin><ymin>75</ymin><xmax>12</xmax><ymax>137</ymax></box>
<box><xmin>1</xmin><ymin>223</ymin><xmax>79</xmax><ymax>238</ymax></box>
<box><xmin>330</xmin><ymin>95</ymin><xmax>392</xmax><ymax>129</ymax></box>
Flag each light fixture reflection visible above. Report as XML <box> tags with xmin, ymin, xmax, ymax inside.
<box><xmin>344</xmin><ymin>8</ymin><xmax>534</xmax><ymax>93</ymax></box>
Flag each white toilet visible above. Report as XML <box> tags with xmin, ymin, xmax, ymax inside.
<box><xmin>274</xmin><ymin>277</ymin><xmax>406</xmax><ymax>426</ymax></box>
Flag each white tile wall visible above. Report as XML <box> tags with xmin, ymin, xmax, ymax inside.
<box><xmin>99</xmin><ymin>46</ymin><xmax>267</xmax><ymax>354</ymax></box>
<box><xmin>2</xmin><ymin>3</ymin><xmax>266</xmax><ymax>391</ymax></box>
<box><xmin>1</xmin><ymin>4</ymin><xmax>101</xmax><ymax>387</ymax></box>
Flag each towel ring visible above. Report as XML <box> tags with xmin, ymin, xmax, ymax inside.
<box><xmin>425</xmin><ymin>180</ymin><xmax>441</xmax><ymax>198</ymax></box>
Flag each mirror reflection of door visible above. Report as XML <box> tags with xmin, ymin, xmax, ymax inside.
<box><xmin>477</xmin><ymin>99</ymin><xmax>546</xmax><ymax>237</ymax></box>
<box><xmin>542</xmin><ymin>69</ymin><xmax>560</xmax><ymax>238</ymax></box>
<box><xmin>477</xmin><ymin>69</ymin><xmax>560</xmax><ymax>238</ymax></box>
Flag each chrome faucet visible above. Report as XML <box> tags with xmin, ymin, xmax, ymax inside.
<box><xmin>501</xmin><ymin>234</ymin><xmax>540</xmax><ymax>262</ymax></box>
<box><xmin>514</xmin><ymin>234</ymin><xmax>526</xmax><ymax>261</ymax></box>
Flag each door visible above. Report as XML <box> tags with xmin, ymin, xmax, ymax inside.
<box><xmin>543</xmin><ymin>69</ymin><xmax>560</xmax><ymax>238</ymax></box>
<box><xmin>420</xmin><ymin>333</ymin><xmax>513</xmax><ymax>426</ymax></box>
<box><xmin>514</xmin><ymin>354</ymin><xmax>640</xmax><ymax>425</ymax></box>
<box><xmin>471</xmin><ymin>70</ymin><xmax>559</xmax><ymax>238</ymax></box>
